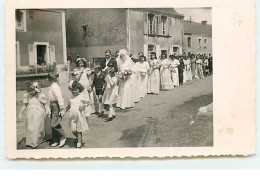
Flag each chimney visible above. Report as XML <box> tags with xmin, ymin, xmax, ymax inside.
<box><xmin>201</xmin><ymin>20</ymin><xmax>207</xmax><ymax>25</ymax></box>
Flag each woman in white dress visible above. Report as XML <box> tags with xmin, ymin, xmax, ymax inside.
<box><xmin>196</xmin><ymin>56</ymin><xmax>204</xmax><ymax>79</ymax></box>
<box><xmin>160</xmin><ymin>54</ymin><xmax>174</xmax><ymax>90</ymax></box>
<box><xmin>136</xmin><ymin>55</ymin><xmax>150</xmax><ymax>98</ymax></box>
<box><xmin>183</xmin><ymin>56</ymin><xmax>188</xmax><ymax>83</ymax></box>
<box><xmin>116</xmin><ymin>49</ymin><xmax>135</xmax><ymax>109</ymax></box>
<box><xmin>131</xmin><ymin>57</ymin><xmax>141</xmax><ymax>103</ymax></box>
<box><xmin>148</xmin><ymin>52</ymin><xmax>161</xmax><ymax>95</ymax></box>
<box><xmin>74</xmin><ymin>58</ymin><xmax>95</xmax><ymax>116</ymax></box>
<box><xmin>169</xmin><ymin>55</ymin><xmax>180</xmax><ymax>87</ymax></box>
<box><xmin>185</xmin><ymin>56</ymin><xmax>193</xmax><ymax>81</ymax></box>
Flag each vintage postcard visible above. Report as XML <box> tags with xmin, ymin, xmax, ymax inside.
<box><xmin>6</xmin><ymin>0</ymin><xmax>256</xmax><ymax>159</ymax></box>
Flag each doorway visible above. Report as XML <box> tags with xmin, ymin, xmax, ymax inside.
<box><xmin>34</xmin><ymin>42</ymin><xmax>50</xmax><ymax>66</ymax></box>
<box><xmin>36</xmin><ymin>45</ymin><xmax>47</xmax><ymax>65</ymax></box>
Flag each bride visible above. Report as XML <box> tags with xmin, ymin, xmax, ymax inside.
<box><xmin>116</xmin><ymin>49</ymin><xmax>135</xmax><ymax>109</ymax></box>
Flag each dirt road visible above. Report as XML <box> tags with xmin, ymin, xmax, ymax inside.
<box><xmin>16</xmin><ymin>74</ymin><xmax>213</xmax><ymax>149</ymax></box>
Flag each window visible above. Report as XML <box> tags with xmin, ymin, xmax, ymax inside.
<box><xmin>172</xmin><ymin>46</ymin><xmax>179</xmax><ymax>56</ymax></box>
<box><xmin>161</xmin><ymin>50</ymin><xmax>167</xmax><ymax>57</ymax></box>
<box><xmin>204</xmin><ymin>38</ymin><xmax>207</xmax><ymax>48</ymax></box>
<box><xmin>188</xmin><ymin>37</ymin><xmax>191</xmax><ymax>48</ymax></box>
<box><xmin>16</xmin><ymin>10</ymin><xmax>26</xmax><ymax>31</ymax></box>
<box><xmin>144</xmin><ymin>12</ymin><xmax>170</xmax><ymax>36</ymax></box>
<box><xmin>36</xmin><ymin>45</ymin><xmax>47</xmax><ymax>65</ymax></box>
<box><xmin>198</xmin><ymin>38</ymin><xmax>202</xmax><ymax>48</ymax></box>
<box><xmin>148</xmin><ymin>45</ymin><xmax>155</xmax><ymax>59</ymax></box>
<box><xmin>161</xmin><ymin>16</ymin><xmax>169</xmax><ymax>35</ymax></box>
<box><xmin>148</xmin><ymin>14</ymin><xmax>157</xmax><ymax>35</ymax></box>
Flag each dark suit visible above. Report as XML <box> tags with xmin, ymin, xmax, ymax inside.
<box><xmin>100</xmin><ymin>58</ymin><xmax>118</xmax><ymax>72</ymax></box>
<box><xmin>91</xmin><ymin>72</ymin><xmax>106</xmax><ymax>90</ymax></box>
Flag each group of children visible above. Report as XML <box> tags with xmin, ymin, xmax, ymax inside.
<box><xmin>18</xmin><ymin>49</ymin><xmax>213</xmax><ymax>149</ymax></box>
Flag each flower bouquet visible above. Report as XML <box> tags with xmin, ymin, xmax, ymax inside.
<box><xmin>118</xmin><ymin>70</ymin><xmax>132</xmax><ymax>80</ymax></box>
<box><xmin>151</xmin><ymin>61</ymin><xmax>160</xmax><ymax>70</ymax></box>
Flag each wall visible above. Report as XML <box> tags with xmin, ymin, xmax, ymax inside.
<box><xmin>144</xmin><ymin>16</ymin><xmax>184</xmax><ymax>57</ymax></box>
<box><xmin>65</xmin><ymin>9</ymin><xmax>128</xmax><ymax>60</ymax></box>
<box><xmin>16</xmin><ymin>10</ymin><xmax>64</xmax><ymax>66</ymax></box>
<box><xmin>183</xmin><ymin>34</ymin><xmax>212</xmax><ymax>55</ymax></box>
<box><xmin>128</xmin><ymin>10</ymin><xmax>144</xmax><ymax>56</ymax></box>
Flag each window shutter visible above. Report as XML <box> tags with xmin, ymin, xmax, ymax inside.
<box><xmin>157</xmin><ymin>15</ymin><xmax>162</xmax><ymax>35</ymax></box>
<box><xmin>28</xmin><ymin>44</ymin><xmax>35</xmax><ymax>66</ymax></box>
<box><xmin>144</xmin><ymin>12</ymin><xmax>148</xmax><ymax>34</ymax></box>
<box><xmin>50</xmin><ymin>45</ymin><xmax>55</xmax><ymax>63</ymax></box>
<box><xmin>143</xmin><ymin>44</ymin><xmax>148</xmax><ymax>57</ymax></box>
<box><xmin>166</xmin><ymin>17</ymin><xmax>170</xmax><ymax>36</ymax></box>
<box><xmin>153</xmin><ymin>15</ymin><xmax>157</xmax><ymax>34</ymax></box>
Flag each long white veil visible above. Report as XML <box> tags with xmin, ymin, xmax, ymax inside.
<box><xmin>116</xmin><ymin>49</ymin><xmax>134</xmax><ymax>71</ymax></box>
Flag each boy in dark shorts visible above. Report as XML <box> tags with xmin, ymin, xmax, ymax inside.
<box><xmin>90</xmin><ymin>66</ymin><xmax>106</xmax><ymax>117</ymax></box>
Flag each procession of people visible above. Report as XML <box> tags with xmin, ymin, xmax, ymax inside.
<box><xmin>18</xmin><ymin>48</ymin><xmax>213</xmax><ymax>149</ymax></box>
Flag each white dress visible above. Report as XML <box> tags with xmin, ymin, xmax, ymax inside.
<box><xmin>116</xmin><ymin>59</ymin><xmax>135</xmax><ymax>109</ymax></box>
<box><xmin>170</xmin><ymin>59</ymin><xmax>180</xmax><ymax>87</ymax></box>
<box><xmin>148</xmin><ymin>59</ymin><xmax>161</xmax><ymax>94</ymax></box>
<box><xmin>69</xmin><ymin>94</ymin><xmax>89</xmax><ymax>132</ymax></box>
<box><xmin>185</xmin><ymin>59</ymin><xmax>193</xmax><ymax>81</ymax></box>
<box><xmin>132</xmin><ymin>63</ymin><xmax>141</xmax><ymax>103</ymax></box>
<box><xmin>160</xmin><ymin>58</ymin><xmax>174</xmax><ymax>90</ymax></box>
<box><xmin>74</xmin><ymin>68</ymin><xmax>95</xmax><ymax>115</ymax></box>
<box><xmin>136</xmin><ymin>61</ymin><xmax>150</xmax><ymax>98</ymax></box>
<box><xmin>183</xmin><ymin>59</ymin><xmax>188</xmax><ymax>83</ymax></box>
<box><xmin>102</xmin><ymin>75</ymin><xmax>118</xmax><ymax>105</ymax></box>
<box><xmin>196</xmin><ymin>59</ymin><xmax>204</xmax><ymax>79</ymax></box>
<box><xmin>22</xmin><ymin>93</ymin><xmax>47</xmax><ymax>148</ymax></box>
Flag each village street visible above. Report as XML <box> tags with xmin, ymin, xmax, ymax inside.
<box><xmin>16</xmin><ymin>72</ymin><xmax>213</xmax><ymax>149</ymax></box>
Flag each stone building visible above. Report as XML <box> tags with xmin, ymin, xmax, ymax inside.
<box><xmin>183</xmin><ymin>20</ymin><xmax>212</xmax><ymax>56</ymax></box>
<box><xmin>65</xmin><ymin>8</ymin><xmax>184</xmax><ymax>61</ymax></box>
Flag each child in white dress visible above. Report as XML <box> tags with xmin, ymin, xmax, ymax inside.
<box><xmin>67</xmin><ymin>81</ymin><xmax>90</xmax><ymax>148</ymax></box>
<box><xmin>18</xmin><ymin>82</ymin><xmax>50</xmax><ymax>148</ymax></box>
<box><xmin>102</xmin><ymin>67</ymin><xmax>118</xmax><ymax>121</ymax></box>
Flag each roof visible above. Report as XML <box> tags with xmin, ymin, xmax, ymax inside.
<box><xmin>149</xmin><ymin>8</ymin><xmax>184</xmax><ymax>17</ymax></box>
<box><xmin>184</xmin><ymin>21</ymin><xmax>212</xmax><ymax>37</ymax></box>
<box><xmin>134</xmin><ymin>8</ymin><xmax>184</xmax><ymax>18</ymax></box>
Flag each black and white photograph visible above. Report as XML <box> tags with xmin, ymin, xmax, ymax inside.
<box><xmin>15</xmin><ymin>8</ymin><xmax>213</xmax><ymax>150</ymax></box>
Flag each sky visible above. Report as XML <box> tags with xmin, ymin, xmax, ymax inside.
<box><xmin>175</xmin><ymin>8</ymin><xmax>212</xmax><ymax>24</ymax></box>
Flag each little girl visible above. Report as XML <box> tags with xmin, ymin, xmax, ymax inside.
<box><xmin>18</xmin><ymin>82</ymin><xmax>49</xmax><ymax>148</ymax></box>
<box><xmin>68</xmin><ymin>81</ymin><xmax>89</xmax><ymax>148</ymax></box>
<box><xmin>102</xmin><ymin>67</ymin><xmax>118</xmax><ymax>122</ymax></box>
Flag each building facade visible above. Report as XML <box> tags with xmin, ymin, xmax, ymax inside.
<box><xmin>183</xmin><ymin>21</ymin><xmax>212</xmax><ymax>56</ymax></box>
<box><xmin>16</xmin><ymin>9</ymin><xmax>67</xmax><ymax>70</ymax></box>
<box><xmin>65</xmin><ymin>8</ymin><xmax>184</xmax><ymax>61</ymax></box>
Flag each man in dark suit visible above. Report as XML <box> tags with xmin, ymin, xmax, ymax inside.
<box><xmin>100</xmin><ymin>50</ymin><xmax>118</xmax><ymax>72</ymax></box>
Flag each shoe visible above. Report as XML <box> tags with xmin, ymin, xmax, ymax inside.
<box><xmin>59</xmin><ymin>138</ymin><xmax>66</xmax><ymax>147</ymax></box>
<box><xmin>51</xmin><ymin>142</ymin><xmax>59</xmax><ymax>147</ymax></box>
<box><xmin>98</xmin><ymin>111</ymin><xmax>104</xmax><ymax>118</ymax></box>
<box><xmin>76</xmin><ymin>143</ymin><xmax>82</xmax><ymax>149</ymax></box>
<box><xmin>105</xmin><ymin>116</ymin><xmax>114</xmax><ymax>122</ymax></box>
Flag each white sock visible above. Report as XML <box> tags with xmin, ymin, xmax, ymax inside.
<box><xmin>98</xmin><ymin>103</ymin><xmax>103</xmax><ymax>113</ymax></box>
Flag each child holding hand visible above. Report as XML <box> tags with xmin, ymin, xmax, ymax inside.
<box><xmin>67</xmin><ymin>81</ymin><xmax>90</xmax><ymax>148</ymax></box>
